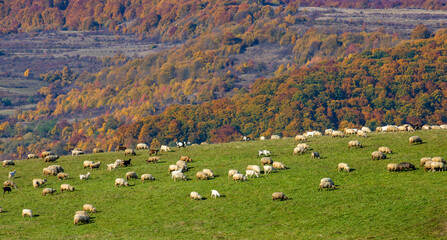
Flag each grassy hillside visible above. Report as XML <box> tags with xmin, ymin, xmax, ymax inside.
<box><xmin>1</xmin><ymin>130</ymin><xmax>447</xmax><ymax>239</ymax></box>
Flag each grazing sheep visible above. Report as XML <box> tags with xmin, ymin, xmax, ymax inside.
<box><xmin>57</xmin><ymin>173</ymin><xmax>69</xmax><ymax>180</ymax></box>
<box><xmin>331</xmin><ymin>131</ymin><xmax>345</xmax><ymax>138</ymax></box>
<box><xmin>22</xmin><ymin>209</ymin><xmax>33</xmax><ymax>217</ymax></box>
<box><xmin>264</xmin><ymin>165</ymin><xmax>273</xmax><ymax>174</ymax></box>
<box><xmin>311</xmin><ymin>152</ymin><xmax>320</xmax><ymax>159</ymax></box>
<box><xmin>190</xmin><ymin>191</ymin><xmax>202</xmax><ymax>200</ymax></box>
<box><xmin>337</xmin><ymin>163</ymin><xmax>350</xmax><ymax>172</ymax></box>
<box><xmin>260</xmin><ymin>136</ymin><xmax>266</xmax><ymax>140</ymax></box>
<box><xmin>420</xmin><ymin>157</ymin><xmax>432</xmax><ymax>166</ymax></box>
<box><xmin>83</xmin><ymin>161</ymin><xmax>93</xmax><ymax>169</ymax></box>
<box><xmin>149</xmin><ymin>149</ymin><xmax>159</xmax><ymax>156</ymax></box>
<box><xmin>422</xmin><ymin>125</ymin><xmax>431</xmax><ymax>130</ymax></box>
<box><xmin>258</xmin><ymin>150</ymin><xmax>271</xmax><ymax>156</ymax></box>
<box><xmin>169</xmin><ymin>165</ymin><xmax>181</xmax><ymax>173</ymax></box>
<box><xmin>115</xmin><ymin>178</ymin><xmax>130</xmax><ymax>187</ymax></box>
<box><xmin>176</xmin><ymin>160</ymin><xmax>188</xmax><ymax>171</ymax></box>
<box><xmin>271</xmin><ymin>135</ymin><xmax>281</xmax><ymax>139</ymax></box>
<box><xmin>8</xmin><ymin>170</ymin><xmax>16</xmax><ymax>179</ymax></box>
<box><xmin>27</xmin><ymin>154</ymin><xmax>38</xmax><ymax>159</ymax></box>
<box><xmin>293</xmin><ymin>146</ymin><xmax>307</xmax><ymax>155</ymax></box>
<box><xmin>409</xmin><ymin>136</ymin><xmax>422</xmax><ymax>144</ymax></box>
<box><xmin>90</xmin><ymin>161</ymin><xmax>101</xmax><ymax>170</ymax></box>
<box><xmin>320</xmin><ymin>178</ymin><xmax>334</xmax><ymax>184</ymax></box>
<box><xmin>378</xmin><ymin>147</ymin><xmax>392</xmax><ymax>154</ymax></box>
<box><xmin>398</xmin><ymin>126</ymin><xmax>407</xmax><ymax>132</ymax></box>
<box><xmin>141</xmin><ymin>174</ymin><xmax>155</xmax><ymax>182</ymax></box>
<box><xmin>74</xmin><ymin>214</ymin><xmax>90</xmax><ymax>225</ymax></box>
<box><xmin>42</xmin><ymin>167</ymin><xmax>56</xmax><ymax>176</ymax></box>
<box><xmin>272</xmin><ymin>192</ymin><xmax>288</xmax><ymax>201</ymax></box>
<box><xmin>228</xmin><ymin>169</ymin><xmax>240</xmax><ymax>178</ymax></box>
<box><xmin>297</xmin><ymin>143</ymin><xmax>310</xmax><ymax>150</ymax></box>
<box><xmin>387</xmin><ymin>163</ymin><xmax>399</xmax><ymax>172</ymax></box>
<box><xmin>93</xmin><ymin>148</ymin><xmax>104</xmax><ymax>153</ymax></box>
<box><xmin>60</xmin><ymin>184</ymin><xmax>75</xmax><ymax>192</ymax></box>
<box><xmin>4</xmin><ymin>180</ymin><xmax>17</xmax><ymax>189</ymax></box>
<box><xmin>42</xmin><ymin>188</ymin><xmax>57</xmax><ymax>196</ymax></box>
<box><xmin>247</xmin><ymin>165</ymin><xmax>261</xmax><ymax>174</ymax></box>
<box><xmin>196</xmin><ymin>171</ymin><xmax>209</xmax><ymax>180</ymax></box>
<box><xmin>272</xmin><ymin>162</ymin><xmax>286</xmax><ymax>170</ymax></box>
<box><xmin>72</xmin><ymin>149</ymin><xmax>84</xmax><ymax>156</ymax></box>
<box><xmin>146</xmin><ymin>156</ymin><xmax>160</xmax><ymax>163</ymax></box>
<box><xmin>126</xmin><ymin>171</ymin><xmax>138</xmax><ymax>180</ymax></box>
<box><xmin>232</xmin><ymin>173</ymin><xmax>247</xmax><ymax>182</ymax></box>
<box><xmin>136</xmin><ymin>143</ymin><xmax>149</xmax><ymax>150</ymax></box>
<box><xmin>295</xmin><ymin>135</ymin><xmax>307</xmax><ymax>142</ymax></box>
<box><xmin>124</xmin><ymin>149</ymin><xmax>136</xmax><ymax>156</ymax></box>
<box><xmin>398</xmin><ymin>162</ymin><xmax>416</xmax><ymax>171</ymax></box>
<box><xmin>116</xmin><ymin>146</ymin><xmax>126</xmax><ymax>151</ymax></box>
<box><xmin>246</xmin><ymin>169</ymin><xmax>260</xmax><ymax>178</ymax></box>
<box><xmin>107</xmin><ymin>162</ymin><xmax>118</xmax><ymax>171</ymax></box>
<box><xmin>431</xmin><ymin>161</ymin><xmax>445</xmax><ymax>172</ymax></box>
<box><xmin>41</xmin><ymin>151</ymin><xmax>53</xmax><ymax>158</ymax></box>
<box><xmin>261</xmin><ymin>157</ymin><xmax>273</xmax><ymax>165</ymax></box>
<box><xmin>79</xmin><ymin>172</ymin><xmax>91</xmax><ymax>180</ymax></box>
<box><xmin>49</xmin><ymin>165</ymin><xmax>64</xmax><ymax>173</ymax></box>
<box><xmin>3</xmin><ymin>186</ymin><xmax>11</xmax><ymax>194</ymax></box>
<box><xmin>424</xmin><ymin>161</ymin><xmax>433</xmax><ymax>172</ymax></box>
<box><xmin>172</xmin><ymin>172</ymin><xmax>187</xmax><ymax>181</ymax></box>
<box><xmin>324</xmin><ymin>129</ymin><xmax>333</xmax><ymax>135</ymax></box>
<box><xmin>203</xmin><ymin>169</ymin><xmax>215</xmax><ymax>178</ymax></box>
<box><xmin>180</xmin><ymin>156</ymin><xmax>192</xmax><ymax>162</ymax></box>
<box><xmin>32</xmin><ymin>179</ymin><xmax>47</xmax><ymax>188</ymax></box>
<box><xmin>75</xmin><ymin>211</ymin><xmax>90</xmax><ymax>217</ymax></box>
<box><xmin>357</xmin><ymin>130</ymin><xmax>367</xmax><ymax>137</ymax></box>
<box><xmin>306</xmin><ymin>131</ymin><xmax>322</xmax><ymax>137</ymax></box>
<box><xmin>361</xmin><ymin>127</ymin><xmax>372</xmax><ymax>133</ymax></box>
<box><xmin>120</xmin><ymin>159</ymin><xmax>132</xmax><ymax>167</ymax></box>
<box><xmin>372</xmin><ymin>151</ymin><xmax>386</xmax><ymax>160</ymax></box>
<box><xmin>211</xmin><ymin>190</ymin><xmax>220</xmax><ymax>198</ymax></box>
<box><xmin>345</xmin><ymin>128</ymin><xmax>357</xmax><ymax>135</ymax></box>
<box><xmin>318</xmin><ymin>180</ymin><xmax>336</xmax><ymax>191</ymax></box>
<box><xmin>432</xmin><ymin>157</ymin><xmax>446</xmax><ymax>163</ymax></box>
<box><xmin>160</xmin><ymin>145</ymin><xmax>171</xmax><ymax>152</ymax></box>
<box><xmin>83</xmin><ymin>204</ymin><xmax>97</xmax><ymax>213</ymax></box>
<box><xmin>2</xmin><ymin>160</ymin><xmax>14</xmax><ymax>167</ymax></box>
<box><xmin>348</xmin><ymin>140</ymin><xmax>362</xmax><ymax>148</ymax></box>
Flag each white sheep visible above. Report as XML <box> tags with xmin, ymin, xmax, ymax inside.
<box><xmin>172</xmin><ymin>172</ymin><xmax>187</xmax><ymax>181</ymax></box>
<box><xmin>264</xmin><ymin>165</ymin><xmax>274</xmax><ymax>174</ymax></box>
<box><xmin>293</xmin><ymin>146</ymin><xmax>307</xmax><ymax>155</ymax></box>
<box><xmin>258</xmin><ymin>150</ymin><xmax>271</xmax><ymax>156</ymax></box>
<box><xmin>74</xmin><ymin>214</ymin><xmax>90</xmax><ymax>225</ymax></box>
<box><xmin>72</xmin><ymin>149</ymin><xmax>84</xmax><ymax>156</ymax></box>
<box><xmin>115</xmin><ymin>178</ymin><xmax>129</xmax><ymax>187</ymax></box>
<box><xmin>246</xmin><ymin>165</ymin><xmax>261</xmax><ymax>174</ymax></box>
<box><xmin>318</xmin><ymin>178</ymin><xmax>336</xmax><ymax>191</ymax></box>
<box><xmin>295</xmin><ymin>135</ymin><xmax>307</xmax><ymax>142</ymax></box>
<box><xmin>202</xmin><ymin>169</ymin><xmax>215</xmax><ymax>178</ymax></box>
<box><xmin>232</xmin><ymin>173</ymin><xmax>247</xmax><ymax>182</ymax></box>
<box><xmin>136</xmin><ymin>143</ymin><xmax>149</xmax><ymax>150</ymax></box>
<box><xmin>337</xmin><ymin>163</ymin><xmax>350</xmax><ymax>172</ymax></box>
<box><xmin>4</xmin><ymin>180</ymin><xmax>17</xmax><ymax>189</ymax></box>
<box><xmin>211</xmin><ymin>190</ymin><xmax>221</xmax><ymax>198</ymax></box>
<box><xmin>83</xmin><ymin>161</ymin><xmax>93</xmax><ymax>169</ymax></box>
<box><xmin>126</xmin><ymin>171</ymin><xmax>138</xmax><ymax>180</ymax></box>
<box><xmin>246</xmin><ymin>169</ymin><xmax>260</xmax><ymax>178</ymax></box>
<box><xmin>297</xmin><ymin>143</ymin><xmax>310</xmax><ymax>149</ymax></box>
<box><xmin>272</xmin><ymin>162</ymin><xmax>286</xmax><ymax>170</ymax></box>
<box><xmin>190</xmin><ymin>191</ymin><xmax>202</xmax><ymax>200</ymax></box>
<box><xmin>324</xmin><ymin>129</ymin><xmax>333</xmax><ymax>135</ymax></box>
<box><xmin>60</xmin><ymin>184</ymin><xmax>75</xmax><ymax>192</ymax></box>
<box><xmin>83</xmin><ymin>204</ymin><xmax>97</xmax><ymax>213</ymax></box>
<box><xmin>141</xmin><ymin>174</ymin><xmax>155</xmax><ymax>182</ymax></box>
<box><xmin>32</xmin><ymin>179</ymin><xmax>47</xmax><ymax>188</ymax></box>
<box><xmin>8</xmin><ymin>170</ymin><xmax>16</xmax><ymax>179</ymax></box>
<box><xmin>22</xmin><ymin>209</ymin><xmax>33</xmax><ymax>217</ymax></box>
<box><xmin>228</xmin><ymin>169</ymin><xmax>240</xmax><ymax>178</ymax></box>
<box><xmin>160</xmin><ymin>145</ymin><xmax>171</xmax><ymax>152</ymax></box>
<box><xmin>357</xmin><ymin>130</ymin><xmax>367</xmax><ymax>137</ymax></box>
<box><xmin>90</xmin><ymin>161</ymin><xmax>101</xmax><ymax>169</ymax></box>
<box><xmin>2</xmin><ymin>160</ymin><xmax>14</xmax><ymax>167</ymax></box>
<box><xmin>79</xmin><ymin>172</ymin><xmax>91</xmax><ymax>180</ymax></box>
<box><xmin>57</xmin><ymin>173</ymin><xmax>69</xmax><ymax>180</ymax></box>
<box><xmin>169</xmin><ymin>164</ymin><xmax>181</xmax><ymax>173</ymax></box>
<box><xmin>42</xmin><ymin>188</ymin><xmax>57</xmax><ymax>196</ymax></box>
<box><xmin>271</xmin><ymin>135</ymin><xmax>281</xmax><ymax>139</ymax></box>
<box><xmin>420</xmin><ymin>157</ymin><xmax>432</xmax><ymax>166</ymax></box>
<box><xmin>107</xmin><ymin>162</ymin><xmax>118</xmax><ymax>171</ymax></box>
<box><xmin>260</xmin><ymin>136</ymin><xmax>266</xmax><ymax>140</ymax></box>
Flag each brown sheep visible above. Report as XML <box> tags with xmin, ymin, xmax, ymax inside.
<box><xmin>272</xmin><ymin>192</ymin><xmax>288</xmax><ymax>201</ymax></box>
<box><xmin>260</xmin><ymin>157</ymin><xmax>273</xmax><ymax>165</ymax></box>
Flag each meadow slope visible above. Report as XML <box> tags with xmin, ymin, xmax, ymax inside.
<box><xmin>1</xmin><ymin>130</ymin><xmax>447</xmax><ymax>239</ymax></box>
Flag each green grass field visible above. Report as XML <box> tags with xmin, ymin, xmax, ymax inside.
<box><xmin>1</xmin><ymin>130</ymin><xmax>447</xmax><ymax>239</ymax></box>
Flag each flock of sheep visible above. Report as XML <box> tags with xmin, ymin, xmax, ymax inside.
<box><xmin>1</xmin><ymin>123</ymin><xmax>446</xmax><ymax>225</ymax></box>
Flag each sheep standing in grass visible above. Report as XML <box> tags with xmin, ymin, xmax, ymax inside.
<box><xmin>80</xmin><ymin>172</ymin><xmax>91</xmax><ymax>180</ymax></box>
<box><xmin>260</xmin><ymin>136</ymin><xmax>266</xmax><ymax>140</ymax></box>
<box><xmin>325</xmin><ymin>129</ymin><xmax>333</xmax><ymax>135</ymax></box>
<box><xmin>247</xmin><ymin>165</ymin><xmax>261</xmax><ymax>174</ymax></box>
<box><xmin>246</xmin><ymin>169</ymin><xmax>260</xmax><ymax>178</ymax></box>
<box><xmin>74</xmin><ymin>214</ymin><xmax>90</xmax><ymax>225</ymax></box>
<box><xmin>387</xmin><ymin>163</ymin><xmax>399</xmax><ymax>172</ymax></box>
<box><xmin>176</xmin><ymin>160</ymin><xmax>188</xmax><ymax>171</ymax></box>
<box><xmin>431</xmin><ymin>161</ymin><xmax>445</xmax><ymax>172</ymax></box>
<box><xmin>75</xmin><ymin>211</ymin><xmax>89</xmax><ymax>217</ymax></box>
<box><xmin>271</xmin><ymin>135</ymin><xmax>281</xmax><ymax>139</ymax></box>
<box><xmin>44</xmin><ymin>155</ymin><xmax>59</xmax><ymax>163</ymax></box>
<box><xmin>379</xmin><ymin>147</ymin><xmax>392</xmax><ymax>154</ymax></box>
<box><xmin>318</xmin><ymin>178</ymin><xmax>336</xmax><ymax>191</ymax></box>
<box><xmin>93</xmin><ymin>148</ymin><xmax>104</xmax><ymax>153</ymax></box>
<box><xmin>331</xmin><ymin>131</ymin><xmax>345</xmax><ymax>138</ymax></box>
<box><xmin>272</xmin><ymin>192</ymin><xmax>288</xmax><ymax>201</ymax></box>
<box><xmin>337</xmin><ymin>163</ymin><xmax>350</xmax><ymax>172</ymax></box>
<box><xmin>348</xmin><ymin>140</ymin><xmax>362</xmax><ymax>148</ymax></box>
<box><xmin>22</xmin><ymin>209</ymin><xmax>33</xmax><ymax>217</ymax></box>
<box><xmin>211</xmin><ymin>190</ymin><xmax>220</xmax><ymax>198</ymax></box>
<box><xmin>60</xmin><ymin>184</ymin><xmax>75</xmax><ymax>192</ymax></box>
<box><xmin>272</xmin><ymin>162</ymin><xmax>286</xmax><ymax>170</ymax></box>
<box><xmin>90</xmin><ymin>161</ymin><xmax>101</xmax><ymax>170</ymax></box>
<box><xmin>43</xmin><ymin>167</ymin><xmax>56</xmax><ymax>176</ymax></box>
<box><xmin>41</xmin><ymin>151</ymin><xmax>53</xmax><ymax>158</ymax></box>
<box><xmin>180</xmin><ymin>156</ymin><xmax>193</xmax><ymax>162</ymax></box>
<box><xmin>4</xmin><ymin>180</ymin><xmax>17</xmax><ymax>189</ymax></box>
<box><xmin>398</xmin><ymin>162</ymin><xmax>416</xmax><ymax>171</ymax></box>
<box><xmin>169</xmin><ymin>165</ymin><xmax>181</xmax><ymax>174</ymax></box>
<box><xmin>196</xmin><ymin>171</ymin><xmax>208</xmax><ymax>180</ymax></box>
<box><xmin>293</xmin><ymin>146</ymin><xmax>307</xmax><ymax>155</ymax></box>
<box><xmin>72</xmin><ymin>149</ymin><xmax>84</xmax><ymax>156</ymax></box>
<box><xmin>233</xmin><ymin>173</ymin><xmax>247</xmax><ymax>182</ymax></box>
<box><xmin>258</xmin><ymin>150</ymin><xmax>271</xmax><ymax>156</ymax></box>
<box><xmin>57</xmin><ymin>173</ymin><xmax>69</xmax><ymax>180</ymax></box>
<box><xmin>361</xmin><ymin>127</ymin><xmax>372</xmax><ymax>133</ymax></box>
<box><xmin>27</xmin><ymin>154</ymin><xmax>38</xmax><ymax>159</ymax></box>
<box><xmin>409</xmin><ymin>136</ymin><xmax>422</xmax><ymax>144</ymax></box>
<box><xmin>295</xmin><ymin>135</ymin><xmax>307</xmax><ymax>142</ymax></box>
<box><xmin>420</xmin><ymin>157</ymin><xmax>432</xmax><ymax>166</ymax></box>
<box><xmin>357</xmin><ymin>130</ymin><xmax>367</xmax><ymax>137</ymax></box>
<box><xmin>136</xmin><ymin>143</ymin><xmax>149</xmax><ymax>150</ymax></box>
<box><xmin>141</xmin><ymin>174</ymin><xmax>155</xmax><ymax>182</ymax></box>
<box><xmin>115</xmin><ymin>178</ymin><xmax>130</xmax><ymax>187</ymax></box>
<box><xmin>83</xmin><ymin>204</ymin><xmax>97</xmax><ymax>213</ymax></box>
<box><xmin>424</xmin><ymin>161</ymin><xmax>433</xmax><ymax>172</ymax></box>
<box><xmin>3</xmin><ymin>187</ymin><xmax>11</xmax><ymax>194</ymax></box>
<box><xmin>119</xmin><ymin>159</ymin><xmax>132</xmax><ymax>167</ymax></box>
<box><xmin>203</xmin><ymin>169</ymin><xmax>215</xmax><ymax>178</ymax></box>
<box><xmin>372</xmin><ymin>151</ymin><xmax>386</xmax><ymax>160</ymax></box>
<box><xmin>124</xmin><ymin>149</ymin><xmax>136</xmax><ymax>156</ymax></box>
<box><xmin>42</xmin><ymin>188</ymin><xmax>57</xmax><ymax>196</ymax></box>
<box><xmin>432</xmin><ymin>157</ymin><xmax>446</xmax><ymax>163</ymax></box>
<box><xmin>107</xmin><ymin>163</ymin><xmax>118</xmax><ymax>171</ymax></box>
<box><xmin>172</xmin><ymin>172</ymin><xmax>187</xmax><ymax>181</ymax></box>
<box><xmin>2</xmin><ymin>160</ymin><xmax>14</xmax><ymax>167</ymax></box>
<box><xmin>126</xmin><ymin>171</ymin><xmax>138</xmax><ymax>180</ymax></box>
<box><xmin>83</xmin><ymin>161</ymin><xmax>93</xmax><ymax>169</ymax></box>
<box><xmin>190</xmin><ymin>192</ymin><xmax>202</xmax><ymax>200</ymax></box>
<box><xmin>33</xmin><ymin>179</ymin><xmax>47</xmax><ymax>188</ymax></box>
<box><xmin>228</xmin><ymin>170</ymin><xmax>240</xmax><ymax>178</ymax></box>
<box><xmin>311</xmin><ymin>152</ymin><xmax>321</xmax><ymax>159</ymax></box>
<box><xmin>264</xmin><ymin>165</ymin><xmax>274</xmax><ymax>174</ymax></box>
<box><xmin>297</xmin><ymin>143</ymin><xmax>310</xmax><ymax>150</ymax></box>
<box><xmin>261</xmin><ymin>157</ymin><xmax>273</xmax><ymax>165</ymax></box>
<box><xmin>160</xmin><ymin>145</ymin><xmax>171</xmax><ymax>152</ymax></box>
<box><xmin>146</xmin><ymin>156</ymin><xmax>160</xmax><ymax>163</ymax></box>
<box><xmin>8</xmin><ymin>170</ymin><xmax>16</xmax><ymax>179</ymax></box>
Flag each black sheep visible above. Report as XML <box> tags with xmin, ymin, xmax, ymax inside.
<box><xmin>3</xmin><ymin>186</ymin><xmax>11</xmax><ymax>194</ymax></box>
